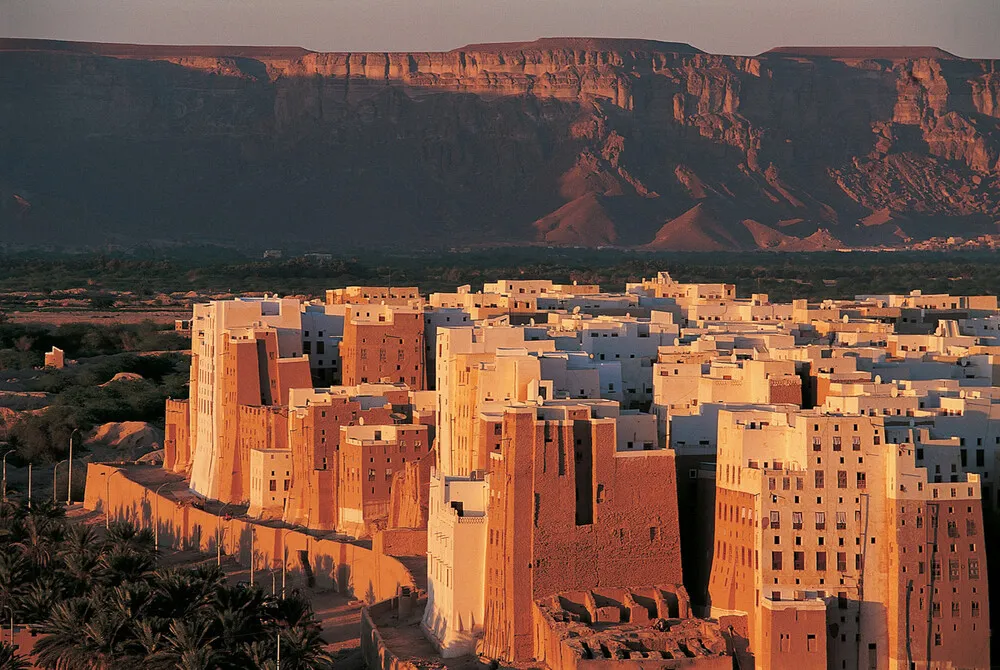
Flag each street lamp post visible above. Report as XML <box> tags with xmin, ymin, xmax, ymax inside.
<box><xmin>281</xmin><ymin>527</ymin><xmax>293</xmax><ymax>599</ymax></box>
<box><xmin>1</xmin><ymin>449</ymin><xmax>12</xmax><ymax>502</ymax></box>
<box><xmin>2</xmin><ymin>605</ymin><xmax>13</xmax><ymax>645</ymax></box>
<box><xmin>153</xmin><ymin>482</ymin><xmax>169</xmax><ymax>552</ymax></box>
<box><xmin>53</xmin><ymin>459</ymin><xmax>67</xmax><ymax>504</ymax></box>
<box><xmin>67</xmin><ymin>428</ymin><xmax>80</xmax><ymax>505</ymax></box>
<box><xmin>27</xmin><ymin>463</ymin><xmax>32</xmax><ymax>509</ymax></box>
<box><xmin>216</xmin><ymin>503</ymin><xmax>232</xmax><ymax>566</ymax></box>
<box><xmin>249</xmin><ymin>526</ymin><xmax>255</xmax><ymax>588</ymax></box>
<box><xmin>105</xmin><ymin>469</ymin><xmax>124</xmax><ymax>530</ymax></box>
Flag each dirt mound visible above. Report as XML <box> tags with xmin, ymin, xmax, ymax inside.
<box><xmin>0</xmin><ymin>406</ymin><xmax>18</xmax><ymax>438</ymax></box>
<box><xmin>533</xmin><ymin>194</ymin><xmax>619</xmax><ymax>245</ymax></box>
<box><xmin>86</xmin><ymin>421</ymin><xmax>164</xmax><ymax>460</ymax></box>
<box><xmin>645</xmin><ymin>203</ymin><xmax>754</xmax><ymax>251</ymax></box>
<box><xmin>99</xmin><ymin>372</ymin><xmax>144</xmax><ymax>386</ymax></box>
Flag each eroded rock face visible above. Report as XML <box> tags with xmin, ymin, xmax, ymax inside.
<box><xmin>1</xmin><ymin>38</ymin><xmax>998</xmax><ymax>250</ymax></box>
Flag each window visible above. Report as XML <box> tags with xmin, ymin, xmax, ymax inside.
<box><xmin>833</xmin><ymin>436</ymin><xmax>842</xmax><ymax>451</ymax></box>
<box><xmin>772</xmin><ymin>551</ymin><xmax>783</xmax><ymax>570</ymax></box>
<box><xmin>807</xmin><ymin>634</ymin><xmax>817</xmax><ymax>653</ymax></box>
<box><xmin>269</xmin><ymin>480</ymin><xmax>276</xmax><ymax>492</ymax></box>
<box><xmin>368</xmin><ymin>469</ymin><xmax>376</xmax><ymax>482</ymax></box>
<box><xmin>836</xmin><ymin>511</ymin><xmax>847</xmax><ymax>530</ymax></box>
<box><xmin>932</xmin><ymin>560</ymin><xmax>942</xmax><ymax>578</ymax></box>
<box><xmin>852</xmin><ymin>436</ymin><xmax>861</xmax><ymax>451</ymax></box>
<box><xmin>976</xmin><ymin>449</ymin><xmax>985</xmax><ymax>467</ymax></box>
<box><xmin>770</xmin><ymin>511</ymin><xmax>781</xmax><ymax>529</ymax></box>
<box><xmin>972</xmin><ymin>601</ymin><xmax>981</xmax><ymax>617</ymax></box>
<box><xmin>857</xmin><ymin>472</ymin><xmax>867</xmax><ymax>489</ymax></box>
<box><xmin>816</xmin><ymin>551</ymin><xmax>827</xmax><ymax>570</ymax></box>
<box><xmin>969</xmin><ymin>558</ymin><xmax>980</xmax><ymax>579</ymax></box>
<box><xmin>815</xmin><ymin>470</ymin><xmax>825</xmax><ymax>489</ymax></box>
<box><xmin>816</xmin><ymin>512</ymin><xmax>826</xmax><ymax>530</ymax></box>
<box><xmin>792</xmin><ymin>512</ymin><xmax>803</xmax><ymax>529</ymax></box>
<box><xmin>837</xmin><ymin>552</ymin><xmax>847</xmax><ymax>571</ymax></box>
<box><xmin>967</xmin><ymin>519</ymin><xmax>977</xmax><ymax>536</ymax></box>
<box><xmin>794</xmin><ymin>551</ymin><xmax>805</xmax><ymax>571</ymax></box>
<box><xmin>838</xmin><ymin>471</ymin><xmax>848</xmax><ymax>488</ymax></box>
<box><xmin>952</xmin><ymin>602</ymin><xmax>961</xmax><ymax>618</ymax></box>
<box><xmin>812</xmin><ymin>436</ymin><xmax>821</xmax><ymax>451</ymax></box>
<box><xmin>933</xmin><ymin>602</ymin><xmax>942</xmax><ymax>618</ymax></box>
<box><xmin>948</xmin><ymin>520</ymin><xmax>959</xmax><ymax>538</ymax></box>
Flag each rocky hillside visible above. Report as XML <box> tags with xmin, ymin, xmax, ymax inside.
<box><xmin>1</xmin><ymin>38</ymin><xmax>998</xmax><ymax>250</ymax></box>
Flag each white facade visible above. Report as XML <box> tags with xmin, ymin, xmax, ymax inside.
<box><xmin>422</xmin><ymin>471</ymin><xmax>489</xmax><ymax>657</ymax></box>
<box><xmin>188</xmin><ymin>298</ymin><xmax>303</xmax><ymax>498</ymax></box>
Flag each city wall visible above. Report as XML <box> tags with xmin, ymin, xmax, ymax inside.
<box><xmin>83</xmin><ymin>463</ymin><xmax>415</xmax><ymax>603</ymax></box>
<box><xmin>360</xmin><ymin>593</ymin><xmax>427</xmax><ymax>670</ymax></box>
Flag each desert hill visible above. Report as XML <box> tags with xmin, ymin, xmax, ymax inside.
<box><xmin>0</xmin><ymin>37</ymin><xmax>998</xmax><ymax>250</ymax></box>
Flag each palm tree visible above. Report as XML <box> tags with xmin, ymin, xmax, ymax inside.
<box><xmin>275</xmin><ymin>592</ymin><xmax>316</xmax><ymax>629</ymax></box>
<box><xmin>274</xmin><ymin>626</ymin><xmax>334</xmax><ymax>670</ymax></box>
<box><xmin>19</xmin><ymin>576</ymin><xmax>61</xmax><ymax>623</ymax></box>
<box><xmin>96</xmin><ymin>549</ymin><xmax>156</xmax><ymax>587</ymax></box>
<box><xmin>33</xmin><ymin>599</ymin><xmax>94</xmax><ymax>670</ymax></box>
<box><xmin>104</xmin><ymin>522</ymin><xmax>155</xmax><ymax>557</ymax></box>
<box><xmin>148</xmin><ymin>570</ymin><xmax>212</xmax><ymax>621</ymax></box>
<box><xmin>59</xmin><ymin>549</ymin><xmax>100</xmax><ymax>597</ymax></box>
<box><xmin>150</xmin><ymin>620</ymin><xmax>223</xmax><ymax>670</ymax></box>
<box><xmin>0</xmin><ymin>641</ymin><xmax>30</xmax><ymax>670</ymax></box>
<box><xmin>210</xmin><ymin>584</ymin><xmax>276</xmax><ymax>652</ymax></box>
<box><xmin>60</xmin><ymin>524</ymin><xmax>99</xmax><ymax>558</ymax></box>
<box><xmin>12</xmin><ymin>516</ymin><xmax>56</xmax><ymax>571</ymax></box>
<box><xmin>0</xmin><ymin>553</ymin><xmax>30</xmax><ymax>618</ymax></box>
<box><xmin>24</xmin><ymin>499</ymin><xmax>66</xmax><ymax>522</ymax></box>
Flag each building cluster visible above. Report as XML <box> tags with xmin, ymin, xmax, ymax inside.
<box><xmin>165</xmin><ymin>273</ymin><xmax>996</xmax><ymax>669</ymax></box>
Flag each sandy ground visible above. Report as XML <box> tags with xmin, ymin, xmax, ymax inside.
<box><xmin>4</xmin><ymin>310</ymin><xmax>188</xmax><ymax>325</ymax></box>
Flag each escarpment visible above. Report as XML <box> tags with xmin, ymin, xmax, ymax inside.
<box><xmin>1</xmin><ymin>38</ymin><xmax>998</xmax><ymax>249</ymax></box>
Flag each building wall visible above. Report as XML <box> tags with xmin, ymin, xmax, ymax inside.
<box><xmin>188</xmin><ymin>299</ymin><xmax>303</xmax><ymax>499</ymax></box>
<box><xmin>757</xmin><ymin>600</ymin><xmax>827</xmax><ymax>670</ymax></box>
<box><xmin>338</xmin><ymin>424</ymin><xmax>431</xmax><ymax>538</ymax></box>
<box><xmin>423</xmin><ymin>472</ymin><xmax>489</xmax><ymax>657</ymax></box>
<box><xmin>341</xmin><ymin>305</ymin><xmax>426</xmax><ymax>390</ymax></box>
<box><xmin>884</xmin><ymin>465</ymin><xmax>990</xmax><ymax>670</ymax></box>
<box><xmin>248</xmin><ymin>448</ymin><xmax>292</xmax><ymax>518</ymax></box>
<box><xmin>164</xmin><ymin>398</ymin><xmax>190</xmax><ymax>473</ymax></box>
<box><xmin>481</xmin><ymin>407</ymin><xmax>683</xmax><ymax>663</ymax></box>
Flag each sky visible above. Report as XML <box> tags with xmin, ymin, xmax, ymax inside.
<box><xmin>3</xmin><ymin>0</ymin><xmax>999</xmax><ymax>59</ymax></box>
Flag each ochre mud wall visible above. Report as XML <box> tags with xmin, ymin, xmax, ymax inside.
<box><xmin>83</xmin><ymin>464</ymin><xmax>415</xmax><ymax>603</ymax></box>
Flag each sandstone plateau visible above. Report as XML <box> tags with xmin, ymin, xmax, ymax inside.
<box><xmin>1</xmin><ymin>38</ymin><xmax>999</xmax><ymax>250</ymax></box>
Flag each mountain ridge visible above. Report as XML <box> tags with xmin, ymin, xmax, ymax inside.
<box><xmin>1</xmin><ymin>38</ymin><xmax>998</xmax><ymax>250</ymax></box>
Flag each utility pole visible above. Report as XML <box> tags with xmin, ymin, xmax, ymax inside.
<box><xmin>276</xmin><ymin>629</ymin><xmax>281</xmax><ymax>670</ymax></box>
<box><xmin>27</xmin><ymin>463</ymin><xmax>32</xmax><ymax>509</ymax></box>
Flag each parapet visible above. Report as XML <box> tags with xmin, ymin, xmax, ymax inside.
<box><xmin>534</xmin><ymin>585</ymin><xmax>733</xmax><ymax>668</ymax></box>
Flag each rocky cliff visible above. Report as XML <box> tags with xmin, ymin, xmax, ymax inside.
<box><xmin>1</xmin><ymin>38</ymin><xmax>998</xmax><ymax>250</ymax></box>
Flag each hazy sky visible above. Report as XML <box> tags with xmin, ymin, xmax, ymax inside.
<box><xmin>3</xmin><ymin>0</ymin><xmax>999</xmax><ymax>58</ymax></box>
